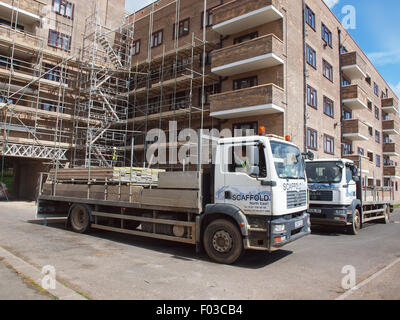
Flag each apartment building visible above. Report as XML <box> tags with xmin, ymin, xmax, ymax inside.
<box><xmin>0</xmin><ymin>0</ymin><xmax>126</xmax><ymax>199</ymax></box>
<box><xmin>126</xmin><ymin>0</ymin><xmax>399</xmax><ymax>200</ymax></box>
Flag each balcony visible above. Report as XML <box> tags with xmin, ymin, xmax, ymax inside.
<box><xmin>341</xmin><ymin>51</ymin><xmax>367</xmax><ymax>80</ymax></box>
<box><xmin>342</xmin><ymin>85</ymin><xmax>368</xmax><ymax>110</ymax></box>
<box><xmin>382</xmin><ymin>98</ymin><xmax>399</xmax><ymax>114</ymax></box>
<box><xmin>382</xmin><ymin>119</ymin><xmax>400</xmax><ymax>135</ymax></box>
<box><xmin>383</xmin><ymin>143</ymin><xmax>399</xmax><ymax>156</ymax></box>
<box><xmin>384</xmin><ymin>166</ymin><xmax>400</xmax><ymax>178</ymax></box>
<box><xmin>0</xmin><ymin>0</ymin><xmax>45</xmax><ymax>23</ymax></box>
<box><xmin>342</xmin><ymin>119</ymin><xmax>369</xmax><ymax>141</ymax></box>
<box><xmin>212</xmin><ymin>0</ymin><xmax>283</xmax><ymax>36</ymax></box>
<box><xmin>210</xmin><ymin>83</ymin><xmax>284</xmax><ymax>119</ymax></box>
<box><xmin>211</xmin><ymin>34</ymin><xmax>284</xmax><ymax>77</ymax></box>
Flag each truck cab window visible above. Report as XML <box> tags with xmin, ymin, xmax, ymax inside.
<box><xmin>346</xmin><ymin>167</ymin><xmax>353</xmax><ymax>184</ymax></box>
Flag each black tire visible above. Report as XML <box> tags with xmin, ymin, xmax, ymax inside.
<box><xmin>347</xmin><ymin>209</ymin><xmax>361</xmax><ymax>235</ymax></box>
<box><xmin>69</xmin><ymin>204</ymin><xmax>91</xmax><ymax>233</ymax></box>
<box><xmin>203</xmin><ymin>219</ymin><xmax>243</xmax><ymax>265</ymax></box>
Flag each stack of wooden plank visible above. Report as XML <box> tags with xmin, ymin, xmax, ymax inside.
<box><xmin>48</xmin><ymin>167</ymin><xmax>165</xmax><ymax>185</ymax></box>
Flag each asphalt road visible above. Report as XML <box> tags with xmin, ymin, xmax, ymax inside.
<box><xmin>0</xmin><ymin>201</ymin><xmax>399</xmax><ymax>300</ymax></box>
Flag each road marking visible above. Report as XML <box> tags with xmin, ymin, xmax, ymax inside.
<box><xmin>336</xmin><ymin>257</ymin><xmax>400</xmax><ymax>300</ymax></box>
<box><xmin>0</xmin><ymin>246</ymin><xmax>87</xmax><ymax>300</ymax></box>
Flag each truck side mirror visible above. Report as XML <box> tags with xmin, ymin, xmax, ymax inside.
<box><xmin>302</xmin><ymin>151</ymin><xmax>314</xmax><ymax>161</ymax></box>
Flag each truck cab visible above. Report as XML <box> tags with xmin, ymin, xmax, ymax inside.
<box><xmin>209</xmin><ymin>135</ymin><xmax>311</xmax><ymax>255</ymax></box>
<box><xmin>306</xmin><ymin>158</ymin><xmax>392</xmax><ymax>234</ymax></box>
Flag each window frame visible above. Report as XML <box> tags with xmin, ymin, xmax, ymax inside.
<box><xmin>233</xmin><ymin>76</ymin><xmax>258</xmax><ymax>91</ymax></box>
<box><xmin>132</xmin><ymin>39</ymin><xmax>141</xmax><ymax>56</ymax></box>
<box><xmin>307</xmin><ymin>85</ymin><xmax>318</xmax><ymax>109</ymax></box>
<box><xmin>305</xmin><ymin>6</ymin><xmax>316</xmax><ymax>30</ymax></box>
<box><xmin>322</xmin><ymin>59</ymin><xmax>333</xmax><ymax>82</ymax></box>
<box><xmin>307</xmin><ymin>127</ymin><xmax>318</xmax><ymax>151</ymax></box>
<box><xmin>150</xmin><ymin>29</ymin><xmax>163</xmax><ymax>48</ymax></box>
<box><xmin>173</xmin><ymin>18</ymin><xmax>190</xmax><ymax>39</ymax></box>
<box><xmin>52</xmin><ymin>0</ymin><xmax>74</xmax><ymax>20</ymax></box>
<box><xmin>48</xmin><ymin>29</ymin><xmax>71</xmax><ymax>52</ymax></box>
<box><xmin>321</xmin><ymin>23</ymin><xmax>332</xmax><ymax>47</ymax></box>
<box><xmin>324</xmin><ymin>134</ymin><xmax>335</xmax><ymax>155</ymax></box>
<box><xmin>306</xmin><ymin>44</ymin><xmax>317</xmax><ymax>69</ymax></box>
<box><xmin>323</xmin><ymin>96</ymin><xmax>334</xmax><ymax>118</ymax></box>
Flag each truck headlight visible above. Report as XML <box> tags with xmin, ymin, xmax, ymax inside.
<box><xmin>273</xmin><ymin>224</ymin><xmax>286</xmax><ymax>233</ymax></box>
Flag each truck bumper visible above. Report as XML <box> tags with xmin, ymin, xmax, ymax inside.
<box><xmin>308</xmin><ymin>205</ymin><xmax>352</xmax><ymax>226</ymax></box>
<box><xmin>269</xmin><ymin>212</ymin><xmax>311</xmax><ymax>249</ymax></box>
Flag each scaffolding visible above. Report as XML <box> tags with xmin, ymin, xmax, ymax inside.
<box><xmin>127</xmin><ymin>0</ymin><xmax>220</xmax><ymax>170</ymax></box>
<box><xmin>0</xmin><ymin>0</ymin><xmax>81</xmax><ymax>180</ymax></box>
<box><xmin>74</xmin><ymin>2</ymin><xmax>134</xmax><ymax>168</ymax></box>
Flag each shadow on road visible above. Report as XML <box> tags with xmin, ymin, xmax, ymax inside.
<box><xmin>27</xmin><ymin>220</ymin><xmax>292</xmax><ymax>269</ymax></box>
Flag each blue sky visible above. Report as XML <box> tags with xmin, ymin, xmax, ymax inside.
<box><xmin>125</xmin><ymin>0</ymin><xmax>400</xmax><ymax>97</ymax></box>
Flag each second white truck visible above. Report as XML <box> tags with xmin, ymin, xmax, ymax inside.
<box><xmin>306</xmin><ymin>158</ymin><xmax>393</xmax><ymax>234</ymax></box>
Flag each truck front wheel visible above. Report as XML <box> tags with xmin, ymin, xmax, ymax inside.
<box><xmin>347</xmin><ymin>209</ymin><xmax>361</xmax><ymax>235</ymax></box>
<box><xmin>69</xmin><ymin>204</ymin><xmax>91</xmax><ymax>234</ymax></box>
<box><xmin>203</xmin><ymin>219</ymin><xmax>243</xmax><ymax>264</ymax></box>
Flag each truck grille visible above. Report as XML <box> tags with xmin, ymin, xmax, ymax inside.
<box><xmin>287</xmin><ymin>191</ymin><xmax>307</xmax><ymax>209</ymax></box>
<box><xmin>309</xmin><ymin>190</ymin><xmax>333</xmax><ymax>201</ymax></box>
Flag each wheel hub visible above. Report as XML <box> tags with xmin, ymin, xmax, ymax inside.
<box><xmin>212</xmin><ymin>230</ymin><xmax>233</xmax><ymax>253</ymax></box>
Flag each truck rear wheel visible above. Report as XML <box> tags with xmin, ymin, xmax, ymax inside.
<box><xmin>69</xmin><ymin>204</ymin><xmax>91</xmax><ymax>234</ymax></box>
<box><xmin>347</xmin><ymin>209</ymin><xmax>361</xmax><ymax>235</ymax></box>
<box><xmin>203</xmin><ymin>219</ymin><xmax>243</xmax><ymax>264</ymax></box>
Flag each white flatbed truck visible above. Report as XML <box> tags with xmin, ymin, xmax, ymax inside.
<box><xmin>306</xmin><ymin>158</ymin><xmax>393</xmax><ymax>235</ymax></box>
<box><xmin>37</xmin><ymin>135</ymin><xmax>312</xmax><ymax>264</ymax></box>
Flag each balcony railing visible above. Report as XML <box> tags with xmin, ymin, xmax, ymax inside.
<box><xmin>0</xmin><ymin>0</ymin><xmax>45</xmax><ymax>20</ymax></box>
<box><xmin>342</xmin><ymin>84</ymin><xmax>368</xmax><ymax>110</ymax></box>
<box><xmin>342</xmin><ymin>119</ymin><xmax>369</xmax><ymax>141</ymax></box>
<box><xmin>212</xmin><ymin>0</ymin><xmax>283</xmax><ymax>36</ymax></box>
<box><xmin>210</xmin><ymin>83</ymin><xmax>284</xmax><ymax>119</ymax></box>
<box><xmin>341</xmin><ymin>51</ymin><xmax>367</xmax><ymax>80</ymax></box>
<box><xmin>211</xmin><ymin>34</ymin><xmax>284</xmax><ymax>77</ymax></box>
<box><xmin>382</xmin><ymin>119</ymin><xmax>400</xmax><ymax>135</ymax></box>
<box><xmin>382</xmin><ymin>98</ymin><xmax>399</xmax><ymax>114</ymax></box>
<box><xmin>383</xmin><ymin>143</ymin><xmax>398</xmax><ymax>156</ymax></box>
<box><xmin>384</xmin><ymin>166</ymin><xmax>400</xmax><ymax>178</ymax></box>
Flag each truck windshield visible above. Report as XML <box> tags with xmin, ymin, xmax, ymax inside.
<box><xmin>306</xmin><ymin>162</ymin><xmax>343</xmax><ymax>184</ymax></box>
<box><xmin>270</xmin><ymin>142</ymin><xmax>305</xmax><ymax>180</ymax></box>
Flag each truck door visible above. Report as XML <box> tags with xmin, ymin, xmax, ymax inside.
<box><xmin>345</xmin><ymin>166</ymin><xmax>357</xmax><ymax>200</ymax></box>
<box><xmin>216</xmin><ymin>142</ymin><xmax>272</xmax><ymax>215</ymax></box>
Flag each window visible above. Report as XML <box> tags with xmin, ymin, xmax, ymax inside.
<box><xmin>199</xmin><ymin>52</ymin><xmax>212</xmax><ymax>67</ymax></box>
<box><xmin>375</xmin><ymin>106</ymin><xmax>380</xmax><ymax>120</ymax></box>
<box><xmin>43</xmin><ymin>64</ymin><xmax>62</xmax><ymax>82</ymax></box>
<box><xmin>342</xmin><ymin>142</ymin><xmax>352</xmax><ymax>155</ymax></box>
<box><xmin>376</xmin><ymin>155</ymin><xmax>381</xmax><ymax>168</ymax></box>
<box><xmin>132</xmin><ymin>40</ymin><xmax>140</xmax><ymax>56</ymax></box>
<box><xmin>323</xmin><ymin>96</ymin><xmax>334</xmax><ymax>117</ymax></box>
<box><xmin>233</xmin><ymin>76</ymin><xmax>258</xmax><ymax>90</ymax></box>
<box><xmin>340</xmin><ymin>45</ymin><xmax>348</xmax><ymax>54</ymax></box>
<box><xmin>307</xmin><ymin>85</ymin><xmax>317</xmax><ymax>108</ymax></box>
<box><xmin>367</xmin><ymin>100</ymin><xmax>372</xmax><ymax>111</ymax></box>
<box><xmin>342</xmin><ymin>76</ymin><xmax>350</xmax><ymax>86</ymax></box>
<box><xmin>227</xmin><ymin>144</ymin><xmax>266</xmax><ymax>178</ymax></box>
<box><xmin>324</xmin><ymin>135</ymin><xmax>335</xmax><ymax>155</ymax></box>
<box><xmin>305</xmin><ymin>6</ymin><xmax>315</xmax><ymax>30</ymax></box>
<box><xmin>368</xmin><ymin>126</ymin><xmax>373</xmax><ymax>136</ymax></box>
<box><xmin>48</xmin><ymin>30</ymin><xmax>71</xmax><ymax>51</ymax></box>
<box><xmin>151</xmin><ymin>30</ymin><xmax>163</xmax><ymax>48</ymax></box>
<box><xmin>322</xmin><ymin>23</ymin><xmax>332</xmax><ymax>47</ymax></box>
<box><xmin>374</xmin><ymin>82</ymin><xmax>379</xmax><ymax>96</ymax></box>
<box><xmin>306</xmin><ymin>45</ymin><xmax>316</xmax><ymax>68</ymax></box>
<box><xmin>342</xmin><ymin>109</ymin><xmax>352</xmax><ymax>119</ymax></box>
<box><xmin>234</xmin><ymin>32</ymin><xmax>258</xmax><ymax>45</ymax></box>
<box><xmin>53</xmin><ymin>0</ymin><xmax>74</xmax><ymax>19</ymax></box>
<box><xmin>201</xmin><ymin>10</ymin><xmax>213</xmax><ymax>28</ymax></box>
<box><xmin>323</xmin><ymin>59</ymin><xmax>333</xmax><ymax>81</ymax></box>
<box><xmin>375</xmin><ymin>130</ymin><xmax>381</xmax><ymax>144</ymax></box>
<box><xmin>358</xmin><ymin>147</ymin><xmax>364</xmax><ymax>156</ymax></box>
<box><xmin>170</xmin><ymin>91</ymin><xmax>188</xmax><ymax>110</ymax></box>
<box><xmin>200</xmin><ymin>85</ymin><xmax>220</xmax><ymax>105</ymax></box>
<box><xmin>367</xmin><ymin>152</ymin><xmax>374</xmax><ymax>162</ymax></box>
<box><xmin>366</xmin><ymin>76</ymin><xmax>371</xmax><ymax>86</ymax></box>
<box><xmin>173</xmin><ymin>18</ymin><xmax>190</xmax><ymax>39</ymax></box>
<box><xmin>307</xmin><ymin>128</ymin><xmax>318</xmax><ymax>151</ymax></box>
<box><xmin>0</xmin><ymin>18</ymin><xmax>24</xmax><ymax>32</ymax></box>
<box><xmin>233</xmin><ymin>122</ymin><xmax>258</xmax><ymax>137</ymax></box>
